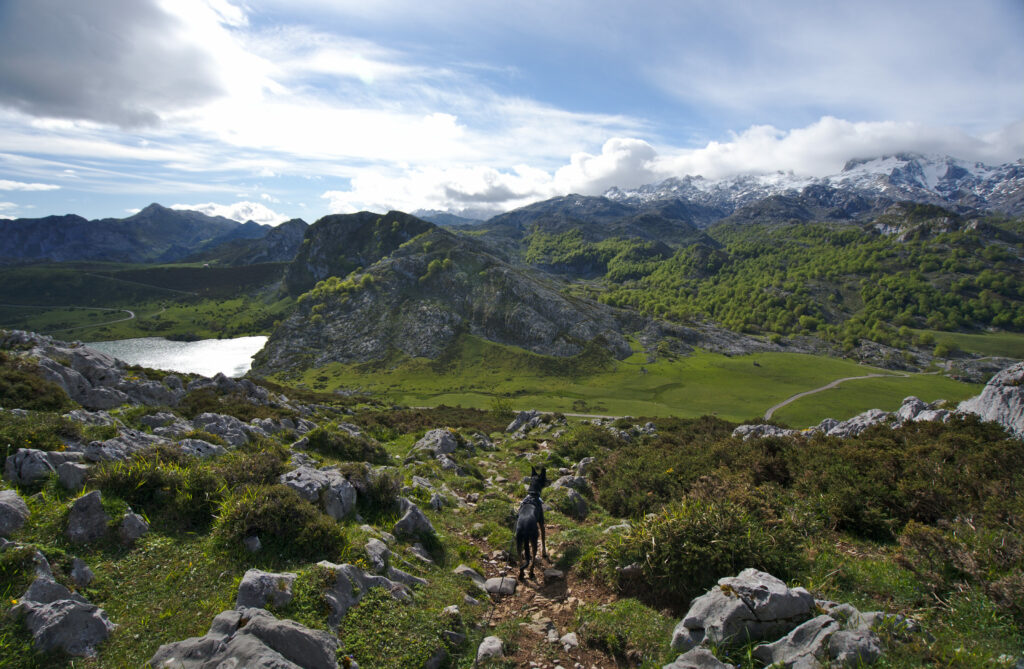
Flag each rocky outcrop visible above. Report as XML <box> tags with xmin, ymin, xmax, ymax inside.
<box><xmin>393</xmin><ymin>498</ymin><xmax>434</xmax><ymax>538</ymax></box>
<box><xmin>10</xmin><ymin>575</ymin><xmax>115</xmax><ymax>656</ymax></box>
<box><xmin>315</xmin><ymin>561</ymin><xmax>413</xmax><ymax>628</ymax></box>
<box><xmin>5</xmin><ymin>448</ymin><xmax>85</xmax><ymax>485</ymax></box>
<box><xmin>278</xmin><ymin>465</ymin><xmax>359</xmax><ymax>521</ymax></box>
<box><xmin>669</xmin><ymin>570</ymin><xmax>919</xmax><ymax>668</ymax></box>
<box><xmin>959</xmin><ymin>361</ymin><xmax>1024</xmax><ymax>439</ymax></box>
<box><xmin>671</xmin><ymin>569</ymin><xmax>815</xmax><ymax>650</ymax></box>
<box><xmin>409</xmin><ymin>429</ymin><xmax>459</xmax><ymax>457</ymax></box>
<box><xmin>255</xmin><ymin>221</ymin><xmax>636</xmax><ymax>374</ymax></box>
<box><xmin>149</xmin><ymin>607</ymin><xmax>339</xmax><ymax>669</ymax></box>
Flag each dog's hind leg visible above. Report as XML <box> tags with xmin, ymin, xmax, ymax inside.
<box><xmin>538</xmin><ymin>506</ymin><xmax>548</xmax><ymax>561</ymax></box>
<box><xmin>528</xmin><ymin>536</ymin><xmax>539</xmax><ymax>578</ymax></box>
<box><xmin>516</xmin><ymin>535</ymin><xmax>526</xmax><ymax>580</ymax></box>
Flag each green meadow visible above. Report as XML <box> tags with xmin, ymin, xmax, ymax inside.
<box><xmin>915</xmin><ymin>328</ymin><xmax>1024</xmax><ymax>359</ymax></box>
<box><xmin>277</xmin><ymin>335</ymin><xmax>983</xmax><ymax>425</ymax></box>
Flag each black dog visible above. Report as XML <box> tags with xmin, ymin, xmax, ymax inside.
<box><xmin>514</xmin><ymin>466</ymin><xmax>548</xmax><ymax>579</ymax></box>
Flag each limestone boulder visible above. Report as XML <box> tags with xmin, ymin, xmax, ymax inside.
<box><xmin>671</xmin><ymin>569</ymin><xmax>814</xmax><ymax>650</ymax></box>
<box><xmin>191</xmin><ymin>412</ymin><xmax>253</xmax><ymax>447</ymax></box>
<box><xmin>236</xmin><ymin>569</ymin><xmax>298</xmax><ymax>609</ymax></box>
<box><xmin>11</xmin><ymin>576</ymin><xmax>114</xmax><ymax>657</ymax></box>
<box><xmin>322</xmin><ymin>473</ymin><xmax>357</xmax><ymax>521</ymax></box>
<box><xmin>177</xmin><ymin>438</ymin><xmax>227</xmax><ymax>459</ymax></box>
<box><xmin>65</xmin><ymin>491</ymin><xmax>109</xmax><ymax>544</ymax></box>
<box><xmin>409</xmin><ymin>428</ymin><xmax>459</xmax><ymax>458</ymax></box>
<box><xmin>57</xmin><ymin>462</ymin><xmax>89</xmax><ymax>491</ymax></box>
<box><xmin>119</xmin><ymin>512</ymin><xmax>149</xmax><ymax>543</ymax></box>
<box><xmin>315</xmin><ymin>561</ymin><xmax>411</xmax><ymax>628</ymax></box>
<box><xmin>393</xmin><ymin>498</ymin><xmax>434</xmax><ymax>537</ymax></box>
<box><xmin>664</xmin><ymin>648</ymin><xmax>736</xmax><ymax>669</ymax></box>
<box><xmin>5</xmin><ymin>448</ymin><xmax>85</xmax><ymax>485</ymax></box>
<box><xmin>477</xmin><ymin>635</ymin><xmax>504</xmax><ymax>661</ymax></box>
<box><xmin>82</xmin><ymin>429</ymin><xmax>168</xmax><ymax>462</ymax></box>
<box><xmin>279</xmin><ymin>466</ymin><xmax>332</xmax><ymax>503</ymax></box>
<box><xmin>0</xmin><ymin>489</ymin><xmax>30</xmax><ymax>537</ymax></box>
<box><xmin>149</xmin><ymin>607</ymin><xmax>338</xmax><ymax>669</ymax></box>
<box><xmin>959</xmin><ymin>361</ymin><xmax>1024</xmax><ymax>438</ymax></box>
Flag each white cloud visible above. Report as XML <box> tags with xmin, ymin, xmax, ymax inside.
<box><xmin>0</xmin><ymin>179</ymin><xmax>60</xmax><ymax>191</ymax></box>
<box><xmin>651</xmin><ymin>117</ymin><xmax>1024</xmax><ymax>180</ymax></box>
<box><xmin>260</xmin><ymin>193</ymin><xmax>279</xmax><ymax>202</ymax></box>
<box><xmin>171</xmin><ymin>200</ymin><xmax>287</xmax><ymax>225</ymax></box>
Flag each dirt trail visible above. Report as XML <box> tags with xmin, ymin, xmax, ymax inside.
<box><xmin>465</xmin><ymin>527</ymin><xmax>618</xmax><ymax>669</ymax></box>
<box><xmin>762</xmin><ymin>372</ymin><xmax>909</xmax><ymax>420</ymax></box>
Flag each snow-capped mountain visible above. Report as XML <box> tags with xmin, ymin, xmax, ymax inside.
<box><xmin>605</xmin><ymin>153</ymin><xmax>1024</xmax><ymax>217</ymax></box>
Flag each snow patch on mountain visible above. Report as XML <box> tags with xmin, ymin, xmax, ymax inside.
<box><xmin>606</xmin><ymin>153</ymin><xmax>1024</xmax><ymax>217</ymax></box>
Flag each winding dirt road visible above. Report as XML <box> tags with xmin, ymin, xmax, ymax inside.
<box><xmin>763</xmin><ymin>372</ymin><xmax>908</xmax><ymax>420</ymax></box>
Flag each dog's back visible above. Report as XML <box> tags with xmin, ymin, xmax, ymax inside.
<box><xmin>514</xmin><ymin>467</ymin><xmax>547</xmax><ymax>578</ymax></box>
<box><xmin>515</xmin><ymin>497</ymin><xmax>540</xmax><ymax>542</ymax></box>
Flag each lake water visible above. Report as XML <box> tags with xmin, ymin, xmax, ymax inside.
<box><xmin>86</xmin><ymin>336</ymin><xmax>268</xmax><ymax>378</ymax></box>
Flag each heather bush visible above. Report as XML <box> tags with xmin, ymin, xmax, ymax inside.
<box><xmin>601</xmin><ymin>497</ymin><xmax>804</xmax><ymax>607</ymax></box>
<box><xmin>213</xmin><ymin>484</ymin><xmax>346</xmax><ymax>562</ymax></box>
<box><xmin>304</xmin><ymin>423</ymin><xmax>388</xmax><ymax>464</ymax></box>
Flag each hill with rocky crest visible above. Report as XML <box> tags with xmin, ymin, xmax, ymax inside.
<box><xmin>256</xmin><ymin>214</ymin><xmax>641</xmax><ymax>374</ymax></box>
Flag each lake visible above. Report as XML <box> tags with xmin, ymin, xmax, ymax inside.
<box><xmin>86</xmin><ymin>336</ymin><xmax>268</xmax><ymax>378</ymax></box>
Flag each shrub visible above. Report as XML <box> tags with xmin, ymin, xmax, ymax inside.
<box><xmin>0</xmin><ymin>411</ymin><xmax>83</xmax><ymax>459</ymax></box>
<box><xmin>177</xmin><ymin>388</ymin><xmax>293</xmax><ymax>421</ymax></box>
<box><xmin>488</xmin><ymin>396</ymin><xmax>514</xmax><ymax>424</ymax></box>
<box><xmin>0</xmin><ymin>352</ymin><xmax>73</xmax><ymax>412</ymax></box>
<box><xmin>213</xmin><ymin>484</ymin><xmax>347</xmax><ymax>562</ymax></box>
<box><xmin>351</xmin><ymin>405</ymin><xmax>504</xmax><ymax>440</ymax></box>
<box><xmin>554</xmin><ymin>424</ymin><xmax>619</xmax><ymax>462</ymax></box>
<box><xmin>304</xmin><ymin>424</ymin><xmax>388</xmax><ymax>464</ymax></box>
<box><xmin>602</xmin><ymin>497</ymin><xmax>804</xmax><ymax>607</ymax></box>
<box><xmin>210</xmin><ymin>443</ymin><xmax>288</xmax><ymax>488</ymax></box>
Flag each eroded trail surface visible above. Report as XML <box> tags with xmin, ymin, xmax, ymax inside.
<box><xmin>460</xmin><ymin>523</ymin><xmax>621</xmax><ymax>669</ymax></box>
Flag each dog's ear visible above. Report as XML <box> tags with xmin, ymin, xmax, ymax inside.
<box><xmin>539</xmin><ymin>467</ymin><xmax>546</xmax><ymax>478</ymax></box>
<box><xmin>530</xmin><ymin>466</ymin><xmax>537</xmax><ymax>477</ymax></box>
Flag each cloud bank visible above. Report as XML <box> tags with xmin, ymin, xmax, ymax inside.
<box><xmin>322</xmin><ymin>117</ymin><xmax>1024</xmax><ymax>215</ymax></box>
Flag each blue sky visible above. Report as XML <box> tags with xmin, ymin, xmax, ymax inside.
<box><xmin>0</xmin><ymin>0</ymin><xmax>1021</xmax><ymax>224</ymax></box>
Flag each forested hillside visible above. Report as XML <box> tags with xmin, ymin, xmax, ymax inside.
<box><xmin>546</xmin><ymin>206</ymin><xmax>1024</xmax><ymax>350</ymax></box>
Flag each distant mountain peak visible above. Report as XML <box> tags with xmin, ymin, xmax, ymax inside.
<box><xmin>604</xmin><ymin>153</ymin><xmax>1024</xmax><ymax>218</ymax></box>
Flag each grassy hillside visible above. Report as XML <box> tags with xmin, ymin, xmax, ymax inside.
<box><xmin>0</xmin><ymin>346</ymin><xmax>1020</xmax><ymax>668</ymax></box>
<box><xmin>268</xmin><ymin>334</ymin><xmax>982</xmax><ymax>425</ymax></box>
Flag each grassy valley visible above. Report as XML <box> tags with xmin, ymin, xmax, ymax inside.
<box><xmin>272</xmin><ymin>333</ymin><xmax>983</xmax><ymax>426</ymax></box>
